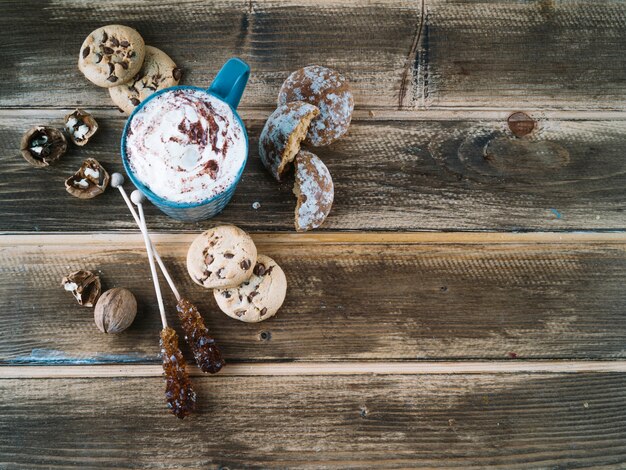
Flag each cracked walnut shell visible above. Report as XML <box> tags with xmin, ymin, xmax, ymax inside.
<box><xmin>65</xmin><ymin>158</ymin><xmax>110</xmax><ymax>199</ymax></box>
<box><xmin>61</xmin><ymin>270</ymin><xmax>102</xmax><ymax>307</ymax></box>
<box><xmin>20</xmin><ymin>126</ymin><xmax>67</xmax><ymax>167</ymax></box>
<box><xmin>65</xmin><ymin>109</ymin><xmax>98</xmax><ymax>146</ymax></box>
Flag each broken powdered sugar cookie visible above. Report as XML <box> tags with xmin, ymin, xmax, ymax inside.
<box><xmin>186</xmin><ymin>225</ymin><xmax>257</xmax><ymax>289</ymax></box>
<box><xmin>293</xmin><ymin>150</ymin><xmax>334</xmax><ymax>231</ymax></box>
<box><xmin>109</xmin><ymin>45</ymin><xmax>182</xmax><ymax>115</ymax></box>
<box><xmin>78</xmin><ymin>24</ymin><xmax>145</xmax><ymax>87</ymax></box>
<box><xmin>278</xmin><ymin>65</ymin><xmax>354</xmax><ymax>146</ymax></box>
<box><xmin>214</xmin><ymin>255</ymin><xmax>287</xmax><ymax>323</ymax></box>
<box><xmin>258</xmin><ymin>101</ymin><xmax>319</xmax><ymax>181</ymax></box>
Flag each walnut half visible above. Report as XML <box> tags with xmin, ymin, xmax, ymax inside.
<box><xmin>61</xmin><ymin>270</ymin><xmax>102</xmax><ymax>307</ymax></box>
<box><xmin>65</xmin><ymin>158</ymin><xmax>110</xmax><ymax>199</ymax></box>
<box><xmin>65</xmin><ymin>109</ymin><xmax>98</xmax><ymax>146</ymax></box>
<box><xmin>20</xmin><ymin>126</ymin><xmax>67</xmax><ymax>167</ymax></box>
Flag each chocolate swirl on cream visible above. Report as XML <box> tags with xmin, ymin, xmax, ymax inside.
<box><xmin>125</xmin><ymin>89</ymin><xmax>245</xmax><ymax>203</ymax></box>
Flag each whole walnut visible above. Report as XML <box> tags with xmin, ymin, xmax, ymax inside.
<box><xmin>94</xmin><ymin>288</ymin><xmax>137</xmax><ymax>334</ymax></box>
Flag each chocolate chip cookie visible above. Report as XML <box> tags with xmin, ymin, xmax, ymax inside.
<box><xmin>278</xmin><ymin>65</ymin><xmax>354</xmax><ymax>146</ymax></box>
<box><xmin>259</xmin><ymin>101</ymin><xmax>319</xmax><ymax>181</ymax></box>
<box><xmin>109</xmin><ymin>45</ymin><xmax>182</xmax><ymax>115</ymax></box>
<box><xmin>293</xmin><ymin>150</ymin><xmax>334</xmax><ymax>231</ymax></box>
<box><xmin>187</xmin><ymin>225</ymin><xmax>257</xmax><ymax>289</ymax></box>
<box><xmin>214</xmin><ymin>255</ymin><xmax>287</xmax><ymax>323</ymax></box>
<box><xmin>78</xmin><ymin>25</ymin><xmax>145</xmax><ymax>87</ymax></box>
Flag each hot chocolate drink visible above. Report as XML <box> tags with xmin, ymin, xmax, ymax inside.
<box><xmin>124</xmin><ymin>88</ymin><xmax>246</xmax><ymax>204</ymax></box>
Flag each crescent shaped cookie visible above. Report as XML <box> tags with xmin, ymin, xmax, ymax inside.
<box><xmin>293</xmin><ymin>150</ymin><xmax>334</xmax><ymax>232</ymax></box>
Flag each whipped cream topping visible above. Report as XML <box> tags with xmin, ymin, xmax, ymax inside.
<box><xmin>124</xmin><ymin>89</ymin><xmax>246</xmax><ymax>203</ymax></box>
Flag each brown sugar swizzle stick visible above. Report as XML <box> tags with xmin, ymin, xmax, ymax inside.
<box><xmin>112</xmin><ymin>173</ymin><xmax>224</xmax><ymax>373</ymax></box>
<box><xmin>130</xmin><ymin>189</ymin><xmax>196</xmax><ymax>419</ymax></box>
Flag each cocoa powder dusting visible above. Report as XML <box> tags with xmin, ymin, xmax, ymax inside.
<box><xmin>178</xmin><ymin>119</ymin><xmax>208</xmax><ymax>146</ymax></box>
<box><xmin>199</xmin><ymin>159</ymin><xmax>219</xmax><ymax>179</ymax></box>
<box><xmin>195</xmin><ymin>100</ymin><xmax>222</xmax><ymax>153</ymax></box>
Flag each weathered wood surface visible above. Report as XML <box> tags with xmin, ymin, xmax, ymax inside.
<box><xmin>5</xmin><ymin>361</ymin><xmax>626</xmax><ymax>378</ymax></box>
<box><xmin>3</xmin><ymin>0</ymin><xmax>626</xmax><ymax>465</ymax></box>
<box><xmin>2</xmin><ymin>0</ymin><xmax>626</xmax><ymax>110</ymax></box>
<box><xmin>2</xmin><ymin>233</ymin><xmax>626</xmax><ymax>364</ymax></box>
<box><xmin>0</xmin><ymin>0</ymin><xmax>420</xmax><ymax>110</ymax></box>
<box><xmin>3</xmin><ymin>111</ymin><xmax>626</xmax><ymax>232</ymax></box>
<box><xmin>420</xmin><ymin>0</ymin><xmax>626</xmax><ymax>110</ymax></box>
<box><xmin>1</xmin><ymin>373</ymin><xmax>625</xmax><ymax>468</ymax></box>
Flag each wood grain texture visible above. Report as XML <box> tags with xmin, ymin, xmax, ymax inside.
<box><xmin>4</xmin><ymin>1</ymin><xmax>626</xmax><ymax>465</ymax></box>
<box><xmin>0</xmin><ymin>0</ymin><xmax>420</xmax><ymax>110</ymax></box>
<box><xmin>1</xmin><ymin>373</ymin><xmax>626</xmax><ymax>468</ymax></box>
<box><xmin>2</xmin><ymin>233</ymin><xmax>626</xmax><ymax>364</ymax></box>
<box><xmin>3</xmin><ymin>110</ymin><xmax>626</xmax><ymax>232</ymax></box>
<box><xmin>3</xmin><ymin>1</ymin><xmax>626</xmax><ymax>110</ymax></box>
<box><xmin>420</xmin><ymin>0</ymin><xmax>626</xmax><ymax>110</ymax></box>
<box><xmin>5</xmin><ymin>361</ymin><xmax>626</xmax><ymax>379</ymax></box>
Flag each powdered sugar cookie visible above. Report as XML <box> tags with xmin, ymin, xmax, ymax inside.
<box><xmin>258</xmin><ymin>102</ymin><xmax>319</xmax><ymax>181</ymax></box>
<box><xmin>293</xmin><ymin>150</ymin><xmax>334</xmax><ymax>231</ymax></box>
<box><xmin>278</xmin><ymin>65</ymin><xmax>354</xmax><ymax>146</ymax></box>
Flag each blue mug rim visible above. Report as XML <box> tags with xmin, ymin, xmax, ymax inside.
<box><xmin>120</xmin><ymin>85</ymin><xmax>249</xmax><ymax>209</ymax></box>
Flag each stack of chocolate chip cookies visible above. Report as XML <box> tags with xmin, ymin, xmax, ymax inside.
<box><xmin>187</xmin><ymin>225</ymin><xmax>287</xmax><ymax>323</ymax></box>
<box><xmin>259</xmin><ymin>65</ymin><xmax>354</xmax><ymax>232</ymax></box>
<box><xmin>78</xmin><ymin>25</ymin><xmax>182</xmax><ymax>115</ymax></box>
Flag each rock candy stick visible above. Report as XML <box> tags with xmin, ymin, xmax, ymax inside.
<box><xmin>131</xmin><ymin>190</ymin><xmax>196</xmax><ymax>419</ymax></box>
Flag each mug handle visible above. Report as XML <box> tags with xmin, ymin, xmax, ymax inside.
<box><xmin>207</xmin><ymin>58</ymin><xmax>250</xmax><ymax>109</ymax></box>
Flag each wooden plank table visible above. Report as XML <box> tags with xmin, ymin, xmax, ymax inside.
<box><xmin>2</xmin><ymin>0</ymin><xmax>626</xmax><ymax>468</ymax></box>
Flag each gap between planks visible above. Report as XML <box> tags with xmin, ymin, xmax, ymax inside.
<box><xmin>3</xmin><ymin>108</ymin><xmax>626</xmax><ymax>121</ymax></box>
<box><xmin>3</xmin><ymin>231</ymin><xmax>626</xmax><ymax>247</ymax></box>
<box><xmin>2</xmin><ymin>361</ymin><xmax>626</xmax><ymax>379</ymax></box>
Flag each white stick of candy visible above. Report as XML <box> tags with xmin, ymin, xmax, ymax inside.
<box><xmin>111</xmin><ymin>173</ymin><xmax>180</xmax><ymax>301</ymax></box>
<box><xmin>130</xmin><ymin>189</ymin><xmax>169</xmax><ymax>328</ymax></box>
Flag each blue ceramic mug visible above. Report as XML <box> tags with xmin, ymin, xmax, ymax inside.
<box><xmin>120</xmin><ymin>58</ymin><xmax>250</xmax><ymax>222</ymax></box>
